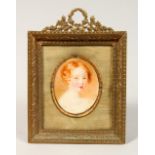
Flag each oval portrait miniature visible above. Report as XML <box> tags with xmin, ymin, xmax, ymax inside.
<box><xmin>51</xmin><ymin>57</ymin><xmax>101</xmax><ymax>117</ymax></box>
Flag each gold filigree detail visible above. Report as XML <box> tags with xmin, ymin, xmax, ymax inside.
<box><xmin>42</xmin><ymin>8</ymin><xmax>113</xmax><ymax>33</ymax></box>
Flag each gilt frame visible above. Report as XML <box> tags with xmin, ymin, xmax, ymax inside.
<box><xmin>28</xmin><ymin>8</ymin><xmax>127</xmax><ymax>144</ymax></box>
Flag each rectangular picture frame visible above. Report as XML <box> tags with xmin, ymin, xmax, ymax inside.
<box><xmin>28</xmin><ymin>8</ymin><xmax>127</xmax><ymax>144</ymax></box>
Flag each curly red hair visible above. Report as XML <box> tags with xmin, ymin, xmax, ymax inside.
<box><xmin>61</xmin><ymin>59</ymin><xmax>91</xmax><ymax>83</ymax></box>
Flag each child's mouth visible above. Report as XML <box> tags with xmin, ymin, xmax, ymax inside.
<box><xmin>79</xmin><ymin>86</ymin><xmax>84</xmax><ymax>89</ymax></box>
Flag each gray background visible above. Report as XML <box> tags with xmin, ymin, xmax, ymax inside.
<box><xmin>17</xmin><ymin>0</ymin><xmax>137</xmax><ymax>155</ymax></box>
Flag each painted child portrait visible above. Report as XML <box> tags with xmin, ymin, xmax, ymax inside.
<box><xmin>53</xmin><ymin>57</ymin><xmax>99</xmax><ymax>115</ymax></box>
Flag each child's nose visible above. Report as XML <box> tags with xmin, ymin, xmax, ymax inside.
<box><xmin>79</xmin><ymin>79</ymin><xmax>84</xmax><ymax>84</ymax></box>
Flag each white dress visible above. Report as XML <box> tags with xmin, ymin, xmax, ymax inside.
<box><xmin>58</xmin><ymin>90</ymin><xmax>94</xmax><ymax>114</ymax></box>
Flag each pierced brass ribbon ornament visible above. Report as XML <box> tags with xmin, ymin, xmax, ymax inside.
<box><xmin>43</xmin><ymin>8</ymin><xmax>113</xmax><ymax>33</ymax></box>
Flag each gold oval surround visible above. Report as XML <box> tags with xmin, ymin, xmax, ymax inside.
<box><xmin>51</xmin><ymin>56</ymin><xmax>102</xmax><ymax>118</ymax></box>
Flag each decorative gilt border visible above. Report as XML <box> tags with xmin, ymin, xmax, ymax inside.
<box><xmin>28</xmin><ymin>8</ymin><xmax>127</xmax><ymax>144</ymax></box>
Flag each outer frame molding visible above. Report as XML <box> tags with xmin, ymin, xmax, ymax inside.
<box><xmin>28</xmin><ymin>8</ymin><xmax>127</xmax><ymax>144</ymax></box>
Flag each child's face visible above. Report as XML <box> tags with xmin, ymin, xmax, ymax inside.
<box><xmin>68</xmin><ymin>67</ymin><xmax>88</xmax><ymax>92</ymax></box>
